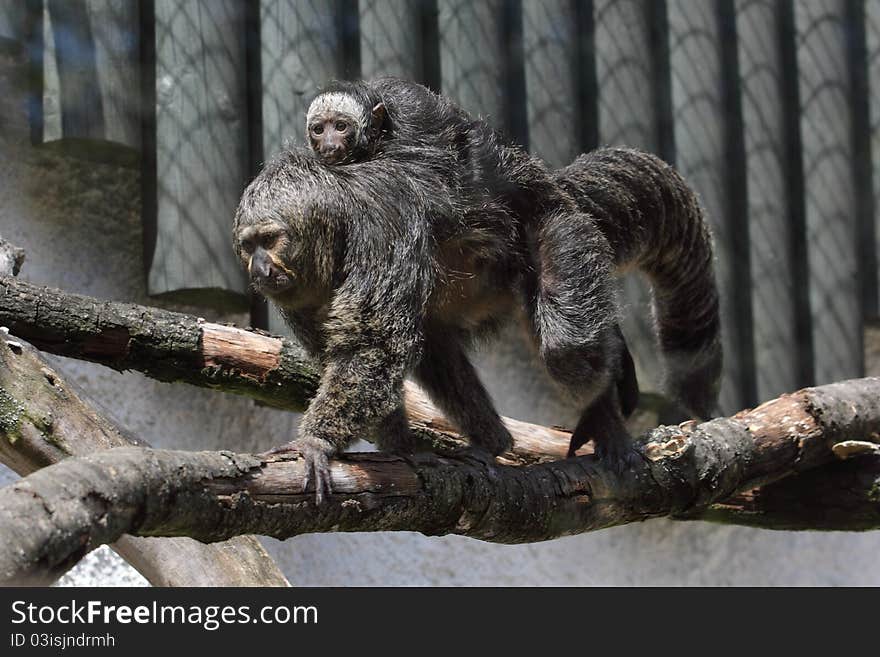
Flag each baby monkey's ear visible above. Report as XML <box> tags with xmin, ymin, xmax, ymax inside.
<box><xmin>370</xmin><ymin>102</ymin><xmax>386</xmax><ymax>133</ymax></box>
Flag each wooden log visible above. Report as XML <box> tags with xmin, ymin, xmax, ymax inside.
<box><xmin>359</xmin><ymin>0</ymin><xmax>425</xmax><ymax>80</ymax></box>
<box><xmin>794</xmin><ymin>0</ymin><xmax>863</xmax><ymax>383</ymax></box>
<box><xmin>37</xmin><ymin>0</ymin><xmax>140</xmax><ymax>163</ymax></box>
<box><xmin>734</xmin><ymin>0</ymin><xmax>800</xmax><ymax>399</ymax></box>
<box><xmin>666</xmin><ymin>0</ymin><xmax>754</xmax><ymax>413</ymax></box>
<box><xmin>593</xmin><ymin>0</ymin><xmax>664</xmax><ymax>395</ymax></box>
<box><xmin>2</xmin><ymin>375</ymin><xmax>879</xmax><ymax>584</ymax></box>
<box><xmin>145</xmin><ymin>0</ymin><xmax>250</xmax><ymax>311</ymax></box>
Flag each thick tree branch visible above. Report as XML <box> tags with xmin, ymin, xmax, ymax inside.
<box><xmin>2</xmin><ymin>375</ymin><xmax>878</xmax><ymax>584</ymax></box>
<box><xmin>0</xmin><ymin>238</ymin><xmax>288</xmax><ymax>587</ymax></box>
<box><xmin>0</xmin><ymin>274</ymin><xmax>317</xmax><ymax>409</ymax></box>
<box><xmin>698</xmin><ymin>456</ymin><xmax>880</xmax><ymax>530</ymax></box>
<box><xmin>0</xmin><ymin>273</ymin><xmax>571</xmax><ymax>462</ymax></box>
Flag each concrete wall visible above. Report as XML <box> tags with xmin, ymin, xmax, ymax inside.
<box><xmin>3</xmin><ymin>50</ymin><xmax>880</xmax><ymax>587</ymax></box>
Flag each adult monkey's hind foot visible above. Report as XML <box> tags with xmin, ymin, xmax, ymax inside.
<box><xmin>261</xmin><ymin>439</ymin><xmax>333</xmax><ymax>504</ymax></box>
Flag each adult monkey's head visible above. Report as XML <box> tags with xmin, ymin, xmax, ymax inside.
<box><xmin>306</xmin><ymin>81</ymin><xmax>386</xmax><ymax>165</ymax></box>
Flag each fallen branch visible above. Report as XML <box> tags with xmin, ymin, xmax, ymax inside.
<box><xmin>2</xmin><ymin>375</ymin><xmax>878</xmax><ymax>584</ymax></box>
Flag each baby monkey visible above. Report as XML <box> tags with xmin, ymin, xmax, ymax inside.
<box><xmin>306</xmin><ymin>89</ymin><xmax>386</xmax><ymax>164</ymax></box>
<box><xmin>306</xmin><ymin>77</ymin><xmax>473</xmax><ymax>166</ymax></box>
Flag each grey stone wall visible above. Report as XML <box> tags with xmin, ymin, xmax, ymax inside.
<box><xmin>2</xmin><ymin>51</ymin><xmax>880</xmax><ymax>587</ymax></box>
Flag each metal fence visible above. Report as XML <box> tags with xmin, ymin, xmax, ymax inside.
<box><xmin>3</xmin><ymin>0</ymin><xmax>878</xmax><ymax>414</ymax></box>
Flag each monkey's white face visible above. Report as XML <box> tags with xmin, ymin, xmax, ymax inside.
<box><xmin>307</xmin><ymin>110</ymin><xmax>360</xmax><ymax>164</ymax></box>
<box><xmin>306</xmin><ymin>92</ymin><xmax>368</xmax><ymax>164</ymax></box>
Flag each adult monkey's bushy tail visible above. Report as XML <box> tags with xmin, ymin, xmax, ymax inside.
<box><xmin>555</xmin><ymin>147</ymin><xmax>722</xmax><ymax>420</ymax></box>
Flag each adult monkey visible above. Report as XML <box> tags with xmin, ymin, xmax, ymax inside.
<box><xmin>233</xmin><ymin>132</ymin><xmax>721</xmax><ymax>502</ymax></box>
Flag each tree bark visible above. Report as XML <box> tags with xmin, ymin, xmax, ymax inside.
<box><xmin>700</xmin><ymin>456</ymin><xmax>880</xmax><ymax>530</ymax></box>
<box><xmin>2</xmin><ymin>365</ymin><xmax>878</xmax><ymax>584</ymax></box>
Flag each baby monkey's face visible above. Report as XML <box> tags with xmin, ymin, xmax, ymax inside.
<box><xmin>308</xmin><ymin>110</ymin><xmax>359</xmax><ymax>164</ymax></box>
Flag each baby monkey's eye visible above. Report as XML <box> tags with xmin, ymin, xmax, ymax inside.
<box><xmin>312</xmin><ymin>124</ymin><xmax>324</xmax><ymax>135</ymax></box>
<box><xmin>239</xmin><ymin>238</ymin><xmax>255</xmax><ymax>253</ymax></box>
<box><xmin>335</xmin><ymin>121</ymin><xmax>348</xmax><ymax>132</ymax></box>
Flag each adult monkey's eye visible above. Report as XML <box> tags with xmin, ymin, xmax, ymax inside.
<box><xmin>312</xmin><ymin>124</ymin><xmax>324</xmax><ymax>135</ymax></box>
<box><xmin>335</xmin><ymin>121</ymin><xmax>348</xmax><ymax>132</ymax></box>
<box><xmin>240</xmin><ymin>238</ymin><xmax>255</xmax><ymax>253</ymax></box>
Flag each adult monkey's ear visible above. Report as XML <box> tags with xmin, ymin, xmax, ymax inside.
<box><xmin>370</xmin><ymin>102</ymin><xmax>386</xmax><ymax>133</ymax></box>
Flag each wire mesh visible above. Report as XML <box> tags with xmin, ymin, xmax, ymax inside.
<box><xmin>149</xmin><ymin>0</ymin><xmax>250</xmax><ymax>303</ymax></box>
<box><xmin>736</xmin><ymin>0</ymin><xmax>800</xmax><ymax>400</ymax></box>
<box><xmin>795</xmin><ymin>0</ymin><xmax>862</xmax><ymax>384</ymax></box>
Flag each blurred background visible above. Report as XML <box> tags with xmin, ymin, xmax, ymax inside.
<box><xmin>1</xmin><ymin>0</ymin><xmax>879</xmax><ymax>585</ymax></box>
